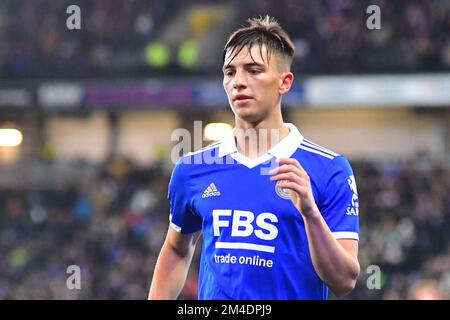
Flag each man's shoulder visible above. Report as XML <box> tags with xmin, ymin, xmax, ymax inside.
<box><xmin>295</xmin><ymin>138</ymin><xmax>341</xmax><ymax>162</ymax></box>
<box><xmin>293</xmin><ymin>138</ymin><xmax>352</xmax><ymax>176</ymax></box>
<box><xmin>177</xmin><ymin>141</ymin><xmax>222</xmax><ymax>165</ymax></box>
<box><xmin>169</xmin><ymin>141</ymin><xmax>225</xmax><ymax>194</ymax></box>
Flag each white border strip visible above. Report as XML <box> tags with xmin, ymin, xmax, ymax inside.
<box><xmin>169</xmin><ymin>214</ymin><xmax>182</xmax><ymax>232</ymax></box>
<box><xmin>230</xmin><ymin>153</ymin><xmax>272</xmax><ymax>169</ymax></box>
<box><xmin>298</xmin><ymin>145</ymin><xmax>335</xmax><ymax>159</ymax></box>
<box><xmin>333</xmin><ymin>232</ymin><xmax>359</xmax><ymax>240</ymax></box>
<box><xmin>185</xmin><ymin>142</ymin><xmax>220</xmax><ymax>157</ymax></box>
<box><xmin>215</xmin><ymin>242</ymin><xmax>275</xmax><ymax>253</ymax></box>
<box><xmin>302</xmin><ymin>140</ymin><xmax>339</xmax><ymax>156</ymax></box>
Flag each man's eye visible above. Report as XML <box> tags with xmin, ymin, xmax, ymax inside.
<box><xmin>249</xmin><ymin>69</ymin><xmax>260</xmax><ymax>74</ymax></box>
<box><xmin>225</xmin><ymin>71</ymin><xmax>234</xmax><ymax>76</ymax></box>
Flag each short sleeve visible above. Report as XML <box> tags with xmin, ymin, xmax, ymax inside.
<box><xmin>319</xmin><ymin>156</ymin><xmax>359</xmax><ymax>240</ymax></box>
<box><xmin>168</xmin><ymin>160</ymin><xmax>202</xmax><ymax>234</ymax></box>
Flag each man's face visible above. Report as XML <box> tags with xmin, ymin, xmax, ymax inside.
<box><xmin>223</xmin><ymin>45</ymin><xmax>289</xmax><ymax>123</ymax></box>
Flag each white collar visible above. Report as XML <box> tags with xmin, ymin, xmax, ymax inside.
<box><xmin>218</xmin><ymin>123</ymin><xmax>303</xmax><ymax>168</ymax></box>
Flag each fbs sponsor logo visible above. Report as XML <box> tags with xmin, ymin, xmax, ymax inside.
<box><xmin>212</xmin><ymin>209</ymin><xmax>278</xmax><ymax>253</ymax></box>
<box><xmin>202</xmin><ymin>182</ymin><xmax>221</xmax><ymax>198</ymax></box>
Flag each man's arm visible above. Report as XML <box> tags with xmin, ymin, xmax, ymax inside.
<box><xmin>148</xmin><ymin>227</ymin><xmax>201</xmax><ymax>300</ymax></box>
<box><xmin>303</xmin><ymin>216</ymin><xmax>359</xmax><ymax>297</ymax></box>
<box><xmin>270</xmin><ymin>158</ymin><xmax>360</xmax><ymax>297</ymax></box>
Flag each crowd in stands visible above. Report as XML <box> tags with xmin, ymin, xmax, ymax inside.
<box><xmin>0</xmin><ymin>155</ymin><xmax>449</xmax><ymax>299</ymax></box>
<box><xmin>1</xmin><ymin>0</ymin><xmax>449</xmax><ymax>79</ymax></box>
<box><xmin>347</xmin><ymin>157</ymin><xmax>450</xmax><ymax>299</ymax></box>
<box><xmin>243</xmin><ymin>0</ymin><xmax>450</xmax><ymax>75</ymax></box>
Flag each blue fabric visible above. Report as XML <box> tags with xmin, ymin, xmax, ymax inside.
<box><xmin>168</xmin><ymin>136</ymin><xmax>359</xmax><ymax>300</ymax></box>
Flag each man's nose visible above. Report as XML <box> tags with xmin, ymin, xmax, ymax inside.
<box><xmin>233</xmin><ymin>70</ymin><xmax>247</xmax><ymax>89</ymax></box>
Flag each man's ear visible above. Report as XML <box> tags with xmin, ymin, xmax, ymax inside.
<box><xmin>279</xmin><ymin>72</ymin><xmax>294</xmax><ymax>95</ymax></box>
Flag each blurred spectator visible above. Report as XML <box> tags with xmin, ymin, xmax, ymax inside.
<box><xmin>407</xmin><ymin>279</ymin><xmax>446</xmax><ymax>300</ymax></box>
<box><xmin>1</xmin><ymin>0</ymin><xmax>449</xmax><ymax>79</ymax></box>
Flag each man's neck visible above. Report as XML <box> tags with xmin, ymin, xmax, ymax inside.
<box><xmin>234</xmin><ymin>118</ymin><xmax>290</xmax><ymax>159</ymax></box>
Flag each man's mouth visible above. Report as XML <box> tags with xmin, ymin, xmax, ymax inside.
<box><xmin>234</xmin><ymin>94</ymin><xmax>253</xmax><ymax>101</ymax></box>
<box><xmin>234</xmin><ymin>95</ymin><xmax>254</xmax><ymax>105</ymax></box>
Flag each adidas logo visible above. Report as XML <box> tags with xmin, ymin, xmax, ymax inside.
<box><xmin>202</xmin><ymin>183</ymin><xmax>221</xmax><ymax>198</ymax></box>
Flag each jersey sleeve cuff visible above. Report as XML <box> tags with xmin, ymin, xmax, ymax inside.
<box><xmin>332</xmin><ymin>231</ymin><xmax>359</xmax><ymax>240</ymax></box>
<box><xmin>169</xmin><ymin>214</ymin><xmax>182</xmax><ymax>233</ymax></box>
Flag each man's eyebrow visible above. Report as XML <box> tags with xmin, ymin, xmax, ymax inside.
<box><xmin>222</xmin><ymin>62</ymin><xmax>265</xmax><ymax>71</ymax></box>
<box><xmin>244</xmin><ymin>62</ymin><xmax>265</xmax><ymax>68</ymax></box>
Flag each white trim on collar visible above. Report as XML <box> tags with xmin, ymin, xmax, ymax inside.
<box><xmin>268</xmin><ymin>123</ymin><xmax>303</xmax><ymax>159</ymax></box>
<box><xmin>218</xmin><ymin>123</ymin><xmax>303</xmax><ymax>168</ymax></box>
<box><xmin>217</xmin><ymin>128</ymin><xmax>237</xmax><ymax>158</ymax></box>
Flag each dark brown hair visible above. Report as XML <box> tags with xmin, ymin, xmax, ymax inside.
<box><xmin>223</xmin><ymin>15</ymin><xmax>295</xmax><ymax>70</ymax></box>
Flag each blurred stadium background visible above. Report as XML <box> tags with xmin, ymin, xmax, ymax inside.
<box><xmin>0</xmin><ymin>0</ymin><xmax>449</xmax><ymax>300</ymax></box>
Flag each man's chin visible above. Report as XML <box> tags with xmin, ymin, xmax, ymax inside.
<box><xmin>235</xmin><ymin>111</ymin><xmax>263</xmax><ymax>123</ymax></box>
<box><xmin>231</xmin><ymin>104</ymin><xmax>265</xmax><ymax>123</ymax></box>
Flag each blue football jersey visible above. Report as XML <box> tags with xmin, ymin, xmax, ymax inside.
<box><xmin>168</xmin><ymin>123</ymin><xmax>359</xmax><ymax>300</ymax></box>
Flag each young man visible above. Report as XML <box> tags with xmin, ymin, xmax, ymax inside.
<box><xmin>149</xmin><ymin>15</ymin><xmax>360</xmax><ymax>300</ymax></box>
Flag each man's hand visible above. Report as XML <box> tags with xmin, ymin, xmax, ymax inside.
<box><xmin>270</xmin><ymin>158</ymin><xmax>360</xmax><ymax>296</ymax></box>
<box><xmin>269</xmin><ymin>158</ymin><xmax>319</xmax><ymax>219</ymax></box>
